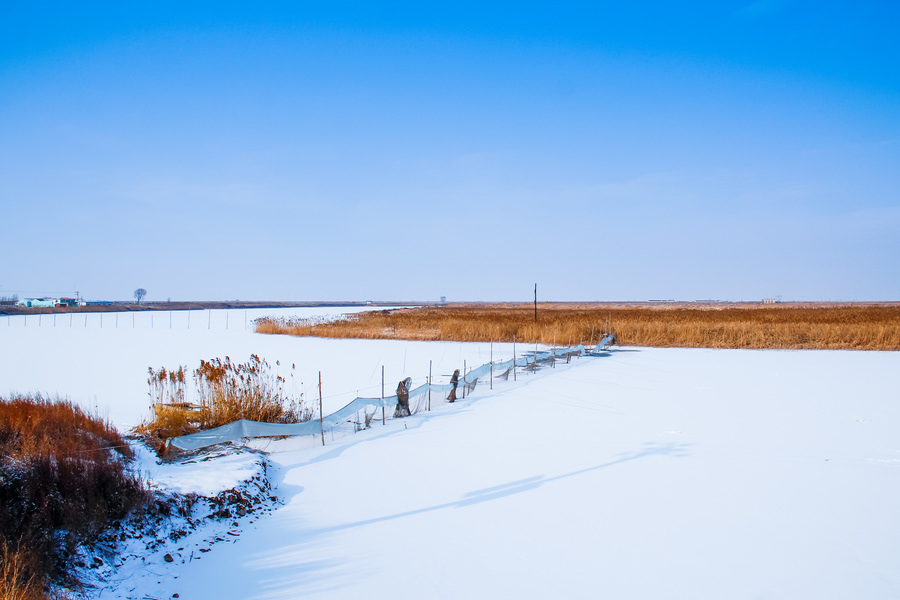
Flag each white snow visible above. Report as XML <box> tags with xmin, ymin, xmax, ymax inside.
<box><xmin>0</xmin><ymin>306</ymin><xmax>497</xmax><ymax>428</ymax></box>
<box><xmin>2</xmin><ymin>308</ymin><xmax>899</xmax><ymax>599</ymax></box>
<box><xmin>131</xmin><ymin>442</ymin><xmax>264</xmax><ymax>497</ymax></box>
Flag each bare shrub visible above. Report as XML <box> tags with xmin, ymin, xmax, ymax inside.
<box><xmin>0</xmin><ymin>394</ymin><xmax>149</xmax><ymax>597</ymax></box>
<box><xmin>137</xmin><ymin>355</ymin><xmax>313</xmax><ymax>445</ymax></box>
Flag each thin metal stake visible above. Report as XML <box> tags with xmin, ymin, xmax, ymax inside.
<box><xmin>513</xmin><ymin>335</ymin><xmax>517</xmax><ymax>381</ymax></box>
<box><xmin>428</xmin><ymin>360</ymin><xmax>432</xmax><ymax>411</ymax></box>
<box><xmin>490</xmin><ymin>339</ymin><xmax>493</xmax><ymax>390</ymax></box>
<box><xmin>381</xmin><ymin>365</ymin><xmax>385</xmax><ymax>425</ymax></box>
<box><xmin>318</xmin><ymin>371</ymin><xmax>324</xmax><ymax>446</ymax></box>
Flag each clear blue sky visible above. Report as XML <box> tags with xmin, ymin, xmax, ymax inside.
<box><xmin>2</xmin><ymin>1</ymin><xmax>898</xmax><ymax>302</ymax></box>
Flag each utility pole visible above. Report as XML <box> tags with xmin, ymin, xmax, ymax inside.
<box><xmin>534</xmin><ymin>283</ymin><xmax>537</xmax><ymax>321</ymax></box>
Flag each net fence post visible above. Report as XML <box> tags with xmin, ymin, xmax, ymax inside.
<box><xmin>381</xmin><ymin>365</ymin><xmax>385</xmax><ymax>425</ymax></box>
<box><xmin>553</xmin><ymin>331</ymin><xmax>556</xmax><ymax>368</ymax></box>
<box><xmin>318</xmin><ymin>371</ymin><xmax>325</xmax><ymax>446</ymax></box>
<box><xmin>513</xmin><ymin>335</ymin><xmax>516</xmax><ymax>381</ymax></box>
<box><xmin>428</xmin><ymin>360</ymin><xmax>432</xmax><ymax>411</ymax></box>
<box><xmin>490</xmin><ymin>339</ymin><xmax>493</xmax><ymax>390</ymax></box>
<box><xmin>463</xmin><ymin>360</ymin><xmax>466</xmax><ymax>399</ymax></box>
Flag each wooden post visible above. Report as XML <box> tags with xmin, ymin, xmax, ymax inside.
<box><xmin>428</xmin><ymin>360</ymin><xmax>432</xmax><ymax>411</ymax></box>
<box><xmin>513</xmin><ymin>335</ymin><xmax>517</xmax><ymax>381</ymax></box>
<box><xmin>589</xmin><ymin>326</ymin><xmax>594</xmax><ymax>348</ymax></box>
<box><xmin>381</xmin><ymin>365</ymin><xmax>385</xmax><ymax>425</ymax></box>
<box><xmin>318</xmin><ymin>371</ymin><xmax>325</xmax><ymax>446</ymax></box>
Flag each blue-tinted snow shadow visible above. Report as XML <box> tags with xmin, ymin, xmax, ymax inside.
<box><xmin>307</xmin><ymin>440</ymin><xmax>691</xmax><ymax>537</ymax></box>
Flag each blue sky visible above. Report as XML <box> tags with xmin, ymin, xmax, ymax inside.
<box><xmin>2</xmin><ymin>1</ymin><xmax>898</xmax><ymax>302</ymax></box>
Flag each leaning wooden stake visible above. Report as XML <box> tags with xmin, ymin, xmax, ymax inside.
<box><xmin>318</xmin><ymin>371</ymin><xmax>325</xmax><ymax>446</ymax></box>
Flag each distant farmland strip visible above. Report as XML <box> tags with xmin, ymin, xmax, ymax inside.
<box><xmin>255</xmin><ymin>304</ymin><xmax>900</xmax><ymax>351</ymax></box>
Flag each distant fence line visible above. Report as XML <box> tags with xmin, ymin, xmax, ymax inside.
<box><xmin>3</xmin><ymin>310</ymin><xmax>272</xmax><ymax>331</ymax></box>
<box><xmin>169</xmin><ymin>335</ymin><xmax>616</xmax><ymax>451</ymax></box>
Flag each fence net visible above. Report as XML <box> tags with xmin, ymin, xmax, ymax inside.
<box><xmin>170</xmin><ymin>335</ymin><xmax>615</xmax><ymax>451</ymax></box>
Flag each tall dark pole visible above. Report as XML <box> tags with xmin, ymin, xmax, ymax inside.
<box><xmin>534</xmin><ymin>283</ymin><xmax>537</xmax><ymax>322</ymax></box>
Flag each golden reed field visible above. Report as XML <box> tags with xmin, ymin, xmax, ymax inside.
<box><xmin>256</xmin><ymin>303</ymin><xmax>900</xmax><ymax>351</ymax></box>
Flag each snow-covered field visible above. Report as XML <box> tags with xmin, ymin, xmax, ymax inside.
<box><xmin>1</xmin><ymin>306</ymin><xmax>499</xmax><ymax>428</ymax></box>
<box><xmin>2</xmin><ymin>307</ymin><xmax>899</xmax><ymax>599</ymax></box>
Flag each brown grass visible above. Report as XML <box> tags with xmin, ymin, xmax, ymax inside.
<box><xmin>255</xmin><ymin>303</ymin><xmax>900</xmax><ymax>350</ymax></box>
<box><xmin>0</xmin><ymin>394</ymin><xmax>149</xmax><ymax>598</ymax></box>
<box><xmin>1</xmin><ymin>540</ymin><xmax>41</xmax><ymax>600</ymax></box>
<box><xmin>136</xmin><ymin>355</ymin><xmax>313</xmax><ymax>446</ymax></box>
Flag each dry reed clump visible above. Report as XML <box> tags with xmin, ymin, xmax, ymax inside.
<box><xmin>255</xmin><ymin>304</ymin><xmax>900</xmax><ymax>351</ymax></box>
<box><xmin>137</xmin><ymin>355</ymin><xmax>313</xmax><ymax>447</ymax></box>
<box><xmin>0</xmin><ymin>394</ymin><xmax>149</xmax><ymax>599</ymax></box>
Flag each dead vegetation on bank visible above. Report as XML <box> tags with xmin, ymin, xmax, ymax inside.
<box><xmin>255</xmin><ymin>303</ymin><xmax>900</xmax><ymax>351</ymax></box>
<box><xmin>0</xmin><ymin>394</ymin><xmax>150</xmax><ymax>599</ymax></box>
<box><xmin>136</xmin><ymin>355</ymin><xmax>314</xmax><ymax>448</ymax></box>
